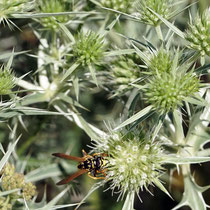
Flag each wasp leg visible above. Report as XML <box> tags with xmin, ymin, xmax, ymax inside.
<box><xmin>87</xmin><ymin>172</ymin><xmax>105</xmax><ymax>180</ymax></box>
<box><xmin>99</xmin><ymin>170</ymin><xmax>107</xmax><ymax>177</ymax></box>
<box><xmin>92</xmin><ymin>153</ymin><xmax>108</xmax><ymax>157</ymax></box>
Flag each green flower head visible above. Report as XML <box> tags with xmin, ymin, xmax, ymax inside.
<box><xmin>37</xmin><ymin>0</ymin><xmax>70</xmax><ymax>30</ymax></box>
<box><xmin>110</xmin><ymin>56</ymin><xmax>141</xmax><ymax>97</ymax></box>
<box><xmin>148</xmin><ymin>48</ymin><xmax>173</xmax><ymax>74</ymax></box>
<box><xmin>100</xmin><ymin>0</ymin><xmax>135</xmax><ymax>13</ymax></box>
<box><xmin>0</xmin><ymin>66</ymin><xmax>15</xmax><ymax>95</ymax></box>
<box><xmin>0</xmin><ymin>0</ymin><xmax>34</xmax><ymax>26</ymax></box>
<box><xmin>144</xmin><ymin>70</ymin><xmax>200</xmax><ymax>113</ymax></box>
<box><xmin>135</xmin><ymin>0</ymin><xmax>173</xmax><ymax>26</ymax></box>
<box><xmin>92</xmin><ymin>131</ymin><xmax>164</xmax><ymax>197</ymax></box>
<box><xmin>185</xmin><ymin>8</ymin><xmax>210</xmax><ymax>57</ymax></box>
<box><xmin>73</xmin><ymin>31</ymin><xmax>106</xmax><ymax>66</ymax></box>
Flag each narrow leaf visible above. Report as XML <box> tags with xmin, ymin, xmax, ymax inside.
<box><xmin>88</xmin><ymin>64</ymin><xmax>98</xmax><ymax>86</ymax></box>
<box><xmin>148</xmin><ymin>8</ymin><xmax>185</xmax><ymax>39</ymax></box>
<box><xmin>114</xmin><ymin>105</ymin><xmax>153</xmax><ymax>130</ymax></box>
<box><xmin>61</xmin><ymin>62</ymin><xmax>80</xmax><ymax>82</ymax></box>
<box><xmin>0</xmin><ymin>137</ymin><xmax>19</xmax><ymax>172</ymax></box>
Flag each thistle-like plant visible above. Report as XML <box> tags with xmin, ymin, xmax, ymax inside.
<box><xmin>185</xmin><ymin>8</ymin><xmax>210</xmax><ymax>61</ymax></box>
<box><xmin>0</xmin><ymin>163</ymin><xmax>36</xmax><ymax>207</ymax></box>
<box><xmin>100</xmin><ymin>0</ymin><xmax>135</xmax><ymax>13</ymax></box>
<box><xmin>148</xmin><ymin>48</ymin><xmax>173</xmax><ymax>74</ymax></box>
<box><xmin>114</xmin><ymin>49</ymin><xmax>204</xmax><ymax>130</ymax></box>
<box><xmin>70</xmin><ymin>30</ymin><xmax>106</xmax><ymax>85</ymax></box>
<box><xmin>109</xmin><ymin>55</ymin><xmax>141</xmax><ymax>97</ymax></box>
<box><xmin>0</xmin><ymin>0</ymin><xmax>34</xmax><ymax>28</ymax></box>
<box><xmin>91</xmin><ymin>131</ymin><xmax>166</xmax><ymax>199</ymax></box>
<box><xmin>144</xmin><ymin>69</ymin><xmax>200</xmax><ymax>113</ymax></box>
<box><xmin>73</xmin><ymin>31</ymin><xmax>106</xmax><ymax>66</ymax></box>
<box><xmin>1</xmin><ymin>1</ymin><xmax>210</xmax><ymax>210</ymax></box>
<box><xmin>36</xmin><ymin>0</ymin><xmax>71</xmax><ymax>30</ymax></box>
<box><xmin>0</xmin><ymin>66</ymin><xmax>15</xmax><ymax>95</ymax></box>
<box><xmin>135</xmin><ymin>0</ymin><xmax>173</xmax><ymax>26</ymax></box>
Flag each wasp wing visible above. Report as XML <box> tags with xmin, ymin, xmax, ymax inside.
<box><xmin>56</xmin><ymin>169</ymin><xmax>87</xmax><ymax>185</ymax></box>
<box><xmin>52</xmin><ymin>153</ymin><xmax>84</xmax><ymax>161</ymax></box>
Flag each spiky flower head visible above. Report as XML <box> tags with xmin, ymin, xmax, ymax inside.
<box><xmin>148</xmin><ymin>48</ymin><xmax>173</xmax><ymax>74</ymax></box>
<box><xmin>0</xmin><ymin>0</ymin><xmax>34</xmax><ymax>27</ymax></box>
<box><xmin>135</xmin><ymin>0</ymin><xmax>173</xmax><ymax>26</ymax></box>
<box><xmin>110</xmin><ymin>56</ymin><xmax>141</xmax><ymax>97</ymax></box>
<box><xmin>92</xmin><ymin>131</ymin><xmax>165</xmax><ymax>197</ymax></box>
<box><xmin>73</xmin><ymin>31</ymin><xmax>106</xmax><ymax>66</ymax></box>
<box><xmin>144</xmin><ymin>70</ymin><xmax>200</xmax><ymax>113</ymax></box>
<box><xmin>37</xmin><ymin>0</ymin><xmax>70</xmax><ymax>30</ymax></box>
<box><xmin>100</xmin><ymin>0</ymin><xmax>135</xmax><ymax>13</ymax></box>
<box><xmin>0</xmin><ymin>66</ymin><xmax>15</xmax><ymax>95</ymax></box>
<box><xmin>185</xmin><ymin>8</ymin><xmax>210</xmax><ymax>57</ymax></box>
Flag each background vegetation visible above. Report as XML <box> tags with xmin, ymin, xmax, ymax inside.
<box><xmin>0</xmin><ymin>0</ymin><xmax>210</xmax><ymax>209</ymax></box>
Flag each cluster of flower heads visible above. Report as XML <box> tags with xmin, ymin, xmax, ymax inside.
<box><xmin>0</xmin><ymin>163</ymin><xmax>36</xmax><ymax>208</ymax></box>
<box><xmin>135</xmin><ymin>0</ymin><xmax>173</xmax><ymax>26</ymax></box>
<box><xmin>73</xmin><ymin>31</ymin><xmax>106</xmax><ymax>66</ymax></box>
<box><xmin>100</xmin><ymin>0</ymin><xmax>135</xmax><ymax>13</ymax></box>
<box><xmin>185</xmin><ymin>7</ymin><xmax>210</xmax><ymax>57</ymax></box>
<box><xmin>91</xmin><ymin>131</ymin><xmax>164</xmax><ymax>197</ymax></box>
<box><xmin>0</xmin><ymin>66</ymin><xmax>15</xmax><ymax>95</ymax></box>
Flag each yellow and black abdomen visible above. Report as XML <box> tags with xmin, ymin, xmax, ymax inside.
<box><xmin>94</xmin><ymin>156</ymin><xmax>104</xmax><ymax>170</ymax></box>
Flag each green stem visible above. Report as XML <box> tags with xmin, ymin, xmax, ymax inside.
<box><xmin>155</xmin><ymin>25</ymin><xmax>163</xmax><ymax>41</ymax></box>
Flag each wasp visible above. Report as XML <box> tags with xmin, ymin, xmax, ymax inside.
<box><xmin>52</xmin><ymin>150</ymin><xmax>107</xmax><ymax>185</ymax></box>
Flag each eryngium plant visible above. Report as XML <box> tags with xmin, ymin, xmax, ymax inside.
<box><xmin>185</xmin><ymin>7</ymin><xmax>210</xmax><ymax>58</ymax></box>
<box><xmin>144</xmin><ymin>70</ymin><xmax>200</xmax><ymax>113</ymax></box>
<box><xmin>91</xmin><ymin>131</ymin><xmax>167</xmax><ymax>200</ymax></box>
<box><xmin>36</xmin><ymin>0</ymin><xmax>70</xmax><ymax>30</ymax></box>
<box><xmin>100</xmin><ymin>0</ymin><xmax>135</xmax><ymax>13</ymax></box>
<box><xmin>109</xmin><ymin>56</ymin><xmax>141</xmax><ymax>97</ymax></box>
<box><xmin>0</xmin><ymin>163</ymin><xmax>36</xmax><ymax>207</ymax></box>
<box><xmin>0</xmin><ymin>0</ymin><xmax>34</xmax><ymax>27</ymax></box>
<box><xmin>73</xmin><ymin>31</ymin><xmax>106</xmax><ymax>66</ymax></box>
<box><xmin>135</xmin><ymin>0</ymin><xmax>173</xmax><ymax>26</ymax></box>
<box><xmin>0</xmin><ymin>66</ymin><xmax>15</xmax><ymax>95</ymax></box>
<box><xmin>148</xmin><ymin>48</ymin><xmax>173</xmax><ymax>74</ymax></box>
<box><xmin>144</xmin><ymin>50</ymin><xmax>201</xmax><ymax>113</ymax></box>
<box><xmin>114</xmin><ymin>48</ymin><xmax>204</xmax><ymax>130</ymax></box>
